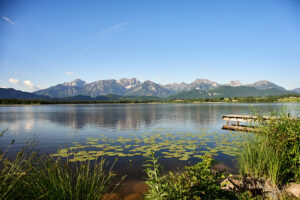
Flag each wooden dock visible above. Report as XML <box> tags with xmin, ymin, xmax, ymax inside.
<box><xmin>222</xmin><ymin>114</ymin><xmax>298</xmax><ymax>132</ymax></box>
<box><xmin>221</xmin><ymin>114</ymin><xmax>261</xmax><ymax>132</ymax></box>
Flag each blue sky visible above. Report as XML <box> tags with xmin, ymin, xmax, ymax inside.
<box><xmin>1</xmin><ymin>0</ymin><xmax>300</xmax><ymax>91</ymax></box>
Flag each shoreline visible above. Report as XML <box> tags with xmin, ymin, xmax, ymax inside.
<box><xmin>0</xmin><ymin>101</ymin><xmax>300</xmax><ymax>106</ymax></box>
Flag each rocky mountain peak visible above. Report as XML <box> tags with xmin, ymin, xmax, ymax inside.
<box><xmin>188</xmin><ymin>79</ymin><xmax>220</xmax><ymax>90</ymax></box>
<box><xmin>226</xmin><ymin>80</ymin><xmax>243</xmax><ymax>87</ymax></box>
<box><xmin>117</xmin><ymin>78</ymin><xmax>141</xmax><ymax>89</ymax></box>
<box><xmin>62</xmin><ymin>79</ymin><xmax>87</xmax><ymax>87</ymax></box>
<box><xmin>164</xmin><ymin>82</ymin><xmax>188</xmax><ymax>92</ymax></box>
<box><xmin>249</xmin><ymin>80</ymin><xmax>286</xmax><ymax>91</ymax></box>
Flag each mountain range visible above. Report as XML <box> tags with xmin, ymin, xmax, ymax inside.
<box><xmin>34</xmin><ymin>78</ymin><xmax>299</xmax><ymax>98</ymax></box>
<box><xmin>0</xmin><ymin>78</ymin><xmax>299</xmax><ymax>100</ymax></box>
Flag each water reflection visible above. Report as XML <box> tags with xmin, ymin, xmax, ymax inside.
<box><xmin>0</xmin><ymin>103</ymin><xmax>299</xmax><ymax>178</ymax></box>
<box><xmin>0</xmin><ymin>104</ymin><xmax>299</xmax><ymax>132</ymax></box>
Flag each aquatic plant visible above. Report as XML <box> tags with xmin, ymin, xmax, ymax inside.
<box><xmin>51</xmin><ymin>129</ymin><xmax>244</xmax><ymax>163</ymax></box>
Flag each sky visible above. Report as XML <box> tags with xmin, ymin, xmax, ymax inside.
<box><xmin>1</xmin><ymin>0</ymin><xmax>300</xmax><ymax>91</ymax></box>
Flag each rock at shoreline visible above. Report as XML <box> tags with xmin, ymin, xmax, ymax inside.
<box><xmin>285</xmin><ymin>183</ymin><xmax>300</xmax><ymax>198</ymax></box>
<box><xmin>221</xmin><ymin>178</ymin><xmax>242</xmax><ymax>190</ymax></box>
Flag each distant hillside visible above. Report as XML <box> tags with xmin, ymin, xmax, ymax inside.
<box><xmin>293</xmin><ymin>88</ymin><xmax>300</xmax><ymax>94</ymax></box>
<box><xmin>0</xmin><ymin>88</ymin><xmax>49</xmax><ymax>99</ymax></box>
<box><xmin>35</xmin><ymin>79</ymin><xmax>126</xmax><ymax>98</ymax></box>
<box><xmin>169</xmin><ymin>86</ymin><xmax>293</xmax><ymax>99</ymax></box>
<box><xmin>59</xmin><ymin>94</ymin><xmax>124</xmax><ymax>101</ymax></box>
<box><xmin>57</xmin><ymin>94</ymin><xmax>159</xmax><ymax>101</ymax></box>
<box><xmin>125</xmin><ymin>80</ymin><xmax>174</xmax><ymax>97</ymax></box>
<box><xmin>164</xmin><ymin>79</ymin><xmax>219</xmax><ymax>92</ymax></box>
<box><xmin>247</xmin><ymin>81</ymin><xmax>286</xmax><ymax>91</ymax></box>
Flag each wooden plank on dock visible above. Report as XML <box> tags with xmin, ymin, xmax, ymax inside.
<box><xmin>221</xmin><ymin>114</ymin><xmax>274</xmax><ymax>123</ymax></box>
<box><xmin>222</xmin><ymin>124</ymin><xmax>255</xmax><ymax>132</ymax></box>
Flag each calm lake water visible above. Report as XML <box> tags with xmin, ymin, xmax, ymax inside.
<box><xmin>0</xmin><ymin>103</ymin><xmax>299</xmax><ymax>179</ymax></box>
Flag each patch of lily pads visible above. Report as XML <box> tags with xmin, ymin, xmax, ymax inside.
<box><xmin>51</xmin><ymin>129</ymin><xmax>246</xmax><ymax>162</ymax></box>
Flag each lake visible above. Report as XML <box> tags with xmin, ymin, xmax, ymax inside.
<box><xmin>0</xmin><ymin>103</ymin><xmax>299</xmax><ymax>179</ymax></box>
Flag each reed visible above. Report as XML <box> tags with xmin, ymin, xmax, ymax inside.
<box><xmin>24</xmin><ymin>156</ymin><xmax>117</xmax><ymax>200</ymax></box>
<box><xmin>0</xmin><ymin>130</ymin><xmax>117</xmax><ymax>200</ymax></box>
<box><xmin>0</xmin><ymin>130</ymin><xmax>38</xmax><ymax>200</ymax></box>
<box><xmin>238</xmin><ymin>109</ymin><xmax>300</xmax><ymax>187</ymax></box>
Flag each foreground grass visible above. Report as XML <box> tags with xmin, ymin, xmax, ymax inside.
<box><xmin>0</xmin><ymin>131</ymin><xmax>117</xmax><ymax>200</ymax></box>
<box><xmin>238</xmin><ymin>109</ymin><xmax>300</xmax><ymax>198</ymax></box>
<box><xmin>239</xmin><ymin>110</ymin><xmax>300</xmax><ymax>185</ymax></box>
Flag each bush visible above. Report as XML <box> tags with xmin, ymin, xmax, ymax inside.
<box><xmin>144</xmin><ymin>152</ymin><xmax>253</xmax><ymax>200</ymax></box>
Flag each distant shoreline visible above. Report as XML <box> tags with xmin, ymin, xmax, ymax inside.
<box><xmin>1</xmin><ymin>99</ymin><xmax>300</xmax><ymax>106</ymax></box>
<box><xmin>1</xmin><ymin>94</ymin><xmax>300</xmax><ymax>105</ymax></box>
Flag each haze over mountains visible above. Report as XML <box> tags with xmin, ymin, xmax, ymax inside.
<box><xmin>1</xmin><ymin>78</ymin><xmax>299</xmax><ymax>100</ymax></box>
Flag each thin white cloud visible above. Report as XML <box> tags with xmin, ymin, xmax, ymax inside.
<box><xmin>9</xmin><ymin>78</ymin><xmax>20</xmax><ymax>85</ymax></box>
<box><xmin>66</xmin><ymin>72</ymin><xmax>75</xmax><ymax>76</ymax></box>
<box><xmin>63</xmin><ymin>22</ymin><xmax>131</xmax><ymax>51</ymax></box>
<box><xmin>2</xmin><ymin>16</ymin><xmax>15</xmax><ymax>25</ymax></box>
<box><xmin>24</xmin><ymin>80</ymin><xmax>37</xmax><ymax>90</ymax></box>
<box><xmin>8</xmin><ymin>78</ymin><xmax>42</xmax><ymax>91</ymax></box>
<box><xmin>0</xmin><ymin>85</ymin><xmax>7</xmax><ymax>88</ymax></box>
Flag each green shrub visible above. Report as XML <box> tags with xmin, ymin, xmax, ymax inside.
<box><xmin>144</xmin><ymin>152</ymin><xmax>253</xmax><ymax>200</ymax></box>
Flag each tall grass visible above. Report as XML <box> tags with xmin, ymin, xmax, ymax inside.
<box><xmin>0</xmin><ymin>130</ymin><xmax>38</xmax><ymax>200</ymax></box>
<box><xmin>0</xmin><ymin>130</ymin><xmax>118</xmax><ymax>200</ymax></box>
<box><xmin>23</xmin><ymin>156</ymin><xmax>118</xmax><ymax>200</ymax></box>
<box><xmin>239</xmin><ymin>109</ymin><xmax>300</xmax><ymax>187</ymax></box>
<box><xmin>239</xmin><ymin>135</ymin><xmax>288</xmax><ymax>186</ymax></box>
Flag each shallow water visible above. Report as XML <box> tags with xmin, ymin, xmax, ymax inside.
<box><xmin>0</xmin><ymin>103</ymin><xmax>299</xmax><ymax>179</ymax></box>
